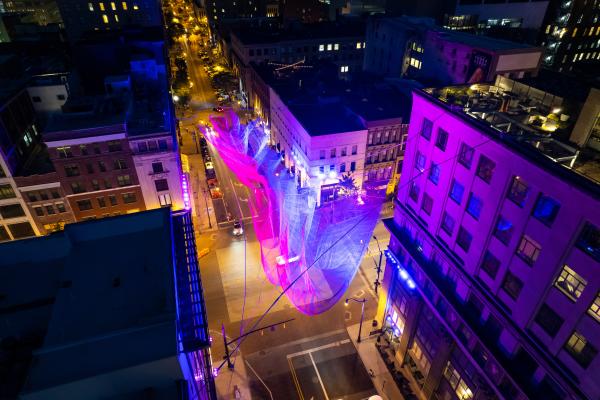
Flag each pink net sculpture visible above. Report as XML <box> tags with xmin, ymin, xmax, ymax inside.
<box><xmin>202</xmin><ymin>111</ymin><xmax>383</xmax><ymax>314</ymax></box>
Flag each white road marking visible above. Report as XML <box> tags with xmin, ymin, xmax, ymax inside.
<box><xmin>286</xmin><ymin>339</ymin><xmax>351</xmax><ymax>359</ymax></box>
<box><xmin>309</xmin><ymin>351</ymin><xmax>330</xmax><ymax>400</ymax></box>
<box><xmin>245</xmin><ymin>359</ymin><xmax>274</xmax><ymax>400</ymax></box>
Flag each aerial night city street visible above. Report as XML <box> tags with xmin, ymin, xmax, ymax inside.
<box><xmin>0</xmin><ymin>1</ymin><xmax>599</xmax><ymax>400</ymax></box>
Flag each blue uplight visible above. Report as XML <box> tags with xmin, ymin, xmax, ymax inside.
<box><xmin>385</xmin><ymin>249</ymin><xmax>416</xmax><ymax>290</ymax></box>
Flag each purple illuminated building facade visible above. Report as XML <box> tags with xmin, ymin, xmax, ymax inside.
<box><xmin>377</xmin><ymin>80</ymin><xmax>600</xmax><ymax>399</ymax></box>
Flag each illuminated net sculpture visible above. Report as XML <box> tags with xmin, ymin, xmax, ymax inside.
<box><xmin>203</xmin><ymin>111</ymin><xmax>383</xmax><ymax>315</ymax></box>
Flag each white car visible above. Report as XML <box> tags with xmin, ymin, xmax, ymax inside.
<box><xmin>232</xmin><ymin>221</ymin><xmax>243</xmax><ymax>236</ymax></box>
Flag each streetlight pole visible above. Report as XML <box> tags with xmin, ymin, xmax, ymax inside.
<box><xmin>345</xmin><ymin>297</ymin><xmax>367</xmax><ymax>343</ymax></box>
<box><xmin>373</xmin><ymin>235</ymin><xmax>383</xmax><ymax>294</ymax></box>
<box><xmin>202</xmin><ymin>188</ymin><xmax>212</xmax><ymax>228</ymax></box>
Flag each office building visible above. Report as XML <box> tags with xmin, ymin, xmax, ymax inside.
<box><xmin>364</xmin><ymin>17</ymin><xmax>542</xmax><ymax>85</ymax></box>
<box><xmin>0</xmin><ymin>208</ymin><xmax>216</xmax><ymax>399</ymax></box>
<box><xmin>454</xmin><ymin>0</ymin><xmax>551</xmax><ymax>31</ymax></box>
<box><xmin>57</xmin><ymin>0</ymin><xmax>162</xmax><ymax>41</ymax></box>
<box><xmin>0</xmin><ymin>0</ymin><xmax>61</xmax><ymax>26</ymax></box>
<box><xmin>376</xmin><ymin>75</ymin><xmax>600</xmax><ymax>400</ymax></box>
<box><xmin>540</xmin><ymin>0</ymin><xmax>600</xmax><ymax>75</ymax></box>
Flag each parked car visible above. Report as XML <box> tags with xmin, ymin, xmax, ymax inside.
<box><xmin>213</xmin><ymin>106</ymin><xmax>224</xmax><ymax>112</ymax></box>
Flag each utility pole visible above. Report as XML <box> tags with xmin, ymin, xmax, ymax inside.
<box><xmin>373</xmin><ymin>235</ymin><xmax>383</xmax><ymax>294</ymax></box>
<box><xmin>345</xmin><ymin>297</ymin><xmax>367</xmax><ymax>343</ymax></box>
<box><xmin>202</xmin><ymin>188</ymin><xmax>212</xmax><ymax>228</ymax></box>
<box><xmin>221</xmin><ymin>318</ymin><xmax>294</xmax><ymax>370</ymax></box>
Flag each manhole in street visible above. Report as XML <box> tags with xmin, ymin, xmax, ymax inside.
<box><xmin>355</xmin><ymin>289</ymin><xmax>365</xmax><ymax>298</ymax></box>
<box><xmin>345</xmin><ymin>311</ymin><xmax>352</xmax><ymax>321</ymax></box>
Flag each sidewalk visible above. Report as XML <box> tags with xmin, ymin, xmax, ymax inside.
<box><xmin>214</xmin><ymin>352</ymin><xmax>254</xmax><ymax>400</ymax></box>
<box><xmin>346</xmin><ymin>323</ymin><xmax>405</xmax><ymax>400</ymax></box>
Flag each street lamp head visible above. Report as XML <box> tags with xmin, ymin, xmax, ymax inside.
<box><xmin>344</xmin><ymin>299</ymin><xmax>349</xmax><ymax>306</ymax></box>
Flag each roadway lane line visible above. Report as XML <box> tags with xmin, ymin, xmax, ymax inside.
<box><xmin>288</xmin><ymin>356</ymin><xmax>305</xmax><ymax>400</ymax></box>
<box><xmin>286</xmin><ymin>338</ymin><xmax>351</xmax><ymax>359</ymax></box>
<box><xmin>245</xmin><ymin>360</ymin><xmax>274</xmax><ymax>400</ymax></box>
<box><xmin>309</xmin><ymin>352</ymin><xmax>330</xmax><ymax>400</ymax></box>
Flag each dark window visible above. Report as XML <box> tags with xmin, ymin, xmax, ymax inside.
<box><xmin>576</xmin><ymin>223</ymin><xmax>600</xmax><ymax>262</ymax></box>
<box><xmin>0</xmin><ymin>184</ymin><xmax>16</xmax><ymax>200</ymax></box>
<box><xmin>507</xmin><ymin>176</ymin><xmax>529</xmax><ymax>207</ymax></box>
<box><xmin>533</xmin><ymin>195</ymin><xmax>560</xmax><ymax>226</ymax></box>
<box><xmin>39</xmin><ymin>192</ymin><xmax>48</xmax><ymax>200</ymax></box>
<box><xmin>0</xmin><ymin>226</ymin><xmax>10</xmax><ymax>242</ymax></box>
<box><xmin>122</xmin><ymin>192</ymin><xmax>137</xmax><ymax>204</ymax></box>
<box><xmin>51</xmin><ymin>190</ymin><xmax>60</xmax><ymax>199</ymax></box>
<box><xmin>148</xmin><ymin>140</ymin><xmax>158</xmax><ymax>151</ymax></box>
<box><xmin>457</xmin><ymin>227</ymin><xmax>472</xmax><ymax>252</ymax></box>
<box><xmin>158</xmin><ymin>139</ymin><xmax>168</xmax><ymax>151</ymax></box>
<box><xmin>91</xmin><ymin>179</ymin><xmax>100</xmax><ymax>190</ymax></box>
<box><xmin>27</xmin><ymin>192</ymin><xmax>38</xmax><ymax>202</ymax></box>
<box><xmin>502</xmin><ymin>271</ymin><xmax>523</xmax><ymax>300</ymax></box>
<box><xmin>476</xmin><ymin>155</ymin><xmax>495</xmax><ymax>183</ymax></box>
<box><xmin>31</xmin><ymin>96</ymin><xmax>42</xmax><ymax>102</ymax></box>
<box><xmin>350</xmin><ymin>161</ymin><xmax>356</xmax><ymax>171</ymax></box>
<box><xmin>481</xmin><ymin>251</ymin><xmax>500</xmax><ymax>279</ymax></box>
<box><xmin>113</xmin><ymin>159</ymin><xmax>127</xmax><ymax>170</ymax></box>
<box><xmin>71</xmin><ymin>182</ymin><xmax>85</xmax><ymax>194</ymax></box>
<box><xmin>138</xmin><ymin>142</ymin><xmax>148</xmax><ymax>153</ymax></box>
<box><xmin>64</xmin><ymin>164</ymin><xmax>80</xmax><ymax>177</ymax></box>
<box><xmin>80</xmin><ymin>145</ymin><xmax>88</xmax><ymax>155</ymax></box>
<box><xmin>415</xmin><ymin>152</ymin><xmax>426</xmax><ymax>171</ymax></box>
<box><xmin>0</xmin><ymin>204</ymin><xmax>25</xmax><ymax>219</ymax></box>
<box><xmin>98</xmin><ymin>161</ymin><xmax>107</xmax><ymax>172</ymax></box>
<box><xmin>441</xmin><ymin>212</ymin><xmax>455</xmax><ymax>235</ymax></box>
<box><xmin>98</xmin><ymin>197</ymin><xmax>107</xmax><ymax>208</ymax></box>
<box><xmin>0</xmin><ymin>165</ymin><xmax>4</xmax><ymax>178</ymax></box>
<box><xmin>33</xmin><ymin>206</ymin><xmax>44</xmax><ymax>217</ymax></box>
<box><xmin>449</xmin><ymin>180</ymin><xmax>464</xmax><ymax>204</ymax></box>
<box><xmin>117</xmin><ymin>175</ymin><xmax>131</xmax><ymax>186</ymax></box>
<box><xmin>86</xmin><ymin>163</ymin><xmax>94</xmax><ymax>174</ymax></box>
<box><xmin>535</xmin><ymin>304</ymin><xmax>564</xmax><ymax>338</ymax></box>
<box><xmin>421</xmin><ymin>118</ymin><xmax>433</xmax><ymax>140</ymax></box>
<box><xmin>8</xmin><ymin>222</ymin><xmax>35</xmax><ymax>239</ymax></box>
<box><xmin>94</xmin><ymin>146</ymin><xmax>101</xmax><ymax>154</ymax></box>
<box><xmin>564</xmin><ymin>332</ymin><xmax>597</xmax><ymax>369</ymax></box>
<box><xmin>436</xmin><ymin>128</ymin><xmax>448</xmax><ymax>151</ymax></box>
<box><xmin>494</xmin><ymin>216</ymin><xmax>514</xmax><ymax>245</ymax></box>
<box><xmin>517</xmin><ymin>236</ymin><xmax>541</xmax><ymax>265</ymax></box>
<box><xmin>57</xmin><ymin>94</ymin><xmax>66</xmax><ymax>100</ymax></box>
<box><xmin>45</xmin><ymin>205</ymin><xmax>55</xmax><ymax>215</ymax></box>
<box><xmin>109</xmin><ymin>195</ymin><xmax>118</xmax><ymax>206</ymax></box>
<box><xmin>352</xmin><ymin>145</ymin><xmax>357</xmax><ymax>155</ymax></box>
<box><xmin>107</xmin><ymin>140</ymin><xmax>122</xmax><ymax>152</ymax></box>
<box><xmin>319</xmin><ymin>150</ymin><xmax>325</xmax><ymax>159</ymax></box>
<box><xmin>104</xmin><ymin>179</ymin><xmax>112</xmax><ymax>189</ymax></box>
<box><xmin>429</xmin><ymin>162</ymin><xmax>440</xmax><ymax>184</ymax></box>
<box><xmin>155</xmin><ymin>179</ymin><xmax>169</xmax><ymax>191</ymax></box>
<box><xmin>152</xmin><ymin>162</ymin><xmax>164</xmax><ymax>173</ymax></box>
<box><xmin>421</xmin><ymin>193</ymin><xmax>433</xmax><ymax>215</ymax></box>
<box><xmin>409</xmin><ymin>182</ymin><xmax>420</xmax><ymax>202</ymax></box>
<box><xmin>466</xmin><ymin>193</ymin><xmax>482</xmax><ymax>220</ymax></box>
<box><xmin>56</xmin><ymin>203</ymin><xmax>66</xmax><ymax>213</ymax></box>
<box><xmin>77</xmin><ymin>199</ymin><xmax>93</xmax><ymax>211</ymax></box>
<box><xmin>458</xmin><ymin>143</ymin><xmax>474</xmax><ymax>168</ymax></box>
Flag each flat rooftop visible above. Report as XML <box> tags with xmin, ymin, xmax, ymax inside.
<box><xmin>232</xmin><ymin>20</ymin><xmax>365</xmax><ymax>45</ymax></box>
<box><xmin>432</xmin><ymin>30</ymin><xmax>535</xmax><ymax>51</ymax></box>
<box><xmin>288</xmin><ymin>103</ymin><xmax>366</xmax><ymax>136</ymax></box>
<box><xmin>0</xmin><ymin>209</ymin><xmax>179</xmax><ymax>395</ymax></box>
<box><xmin>422</xmin><ymin>80</ymin><xmax>600</xmax><ymax>197</ymax></box>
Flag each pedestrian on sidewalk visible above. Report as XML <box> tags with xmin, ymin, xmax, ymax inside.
<box><xmin>369</xmin><ymin>368</ymin><xmax>375</xmax><ymax>378</ymax></box>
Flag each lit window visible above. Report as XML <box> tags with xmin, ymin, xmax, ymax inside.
<box><xmin>102</xmin><ymin>14</ymin><xmax>109</xmax><ymax>23</ymax></box>
<box><xmin>588</xmin><ymin>293</ymin><xmax>600</xmax><ymax>323</ymax></box>
<box><xmin>334</xmin><ymin>43</ymin><xmax>339</xmax><ymax>50</ymax></box>
<box><xmin>88</xmin><ymin>2</ymin><xmax>94</xmax><ymax>11</ymax></box>
<box><xmin>421</xmin><ymin>118</ymin><xmax>433</xmax><ymax>140</ymax></box>
<box><xmin>99</xmin><ymin>2</ymin><xmax>105</xmax><ymax>10</ymax></box>
<box><xmin>114</xmin><ymin>14</ymin><xmax>119</xmax><ymax>21</ymax></box>
<box><xmin>133</xmin><ymin>3</ymin><xmax>138</xmax><ymax>9</ymax></box>
<box><xmin>458</xmin><ymin>143</ymin><xmax>474</xmax><ymax>168</ymax></box>
<box><xmin>319</xmin><ymin>44</ymin><xmax>324</xmax><ymax>51</ymax></box>
<box><xmin>340</xmin><ymin>65</ymin><xmax>349</xmax><ymax>73</ymax></box>
<box><xmin>110</xmin><ymin>1</ymin><xmax>115</xmax><ymax>9</ymax></box>
<box><xmin>122</xmin><ymin>1</ymin><xmax>127</xmax><ymax>9</ymax></box>
<box><xmin>466</xmin><ymin>193</ymin><xmax>483</xmax><ymax>220</ymax></box>
<box><xmin>533</xmin><ymin>194</ymin><xmax>560</xmax><ymax>226</ymax></box>
<box><xmin>576</xmin><ymin>222</ymin><xmax>600</xmax><ymax>261</ymax></box>
<box><xmin>409</xmin><ymin>57</ymin><xmax>422</xmax><ymax>69</ymax></box>
<box><xmin>356</xmin><ymin>42</ymin><xmax>361</xmax><ymax>49</ymax></box>
<box><xmin>443</xmin><ymin>362</ymin><xmax>473</xmax><ymax>400</ymax></box>
<box><xmin>516</xmin><ymin>236</ymin><xmax>541</xmax><ymax>265</ymax></box>
<box><xmin>327</xmin><ymin>44</ymin><xmax>332</xmax><ymax>51</ymax></box>
<box><xmin>428</xmin><ymin>162</ymin><xmax>440</xmax><ymax>184</ymax></box>
<box><xmin>564</xmin><ymin>331</ymin><xmax>598</xmax><ymax>368</ymax></box>
<box><xmin>449</xmin><ymin>180</ymin><xmax>464</xmax><ymax>204</ymax></box>
<box><xmin>493</xmin><ymin>216</ymin><xmax>513</xmax><ymax>245</ymax></box>
<box><xmin>555</xmin><ymin>265</ymin><xmax>587</xmax><ymax>301</ymax></box>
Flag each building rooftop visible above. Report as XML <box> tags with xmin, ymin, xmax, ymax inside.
<box><xmin>0</xmin><ymin>209</ymin><xmax>186</xmax><ymax>396</ymax></box>
<box><xmin>232</xmin><ymin>20</ymin><xmax>365</xmax><ymax>45</ymax></box>
<box><xmin>421</xmin><ymin>77</ymin><xmax>600</xmax><ymax>198</ymax></box>
<box><xmin>288</xmin><ymin>103</ymin><xmax>366</xmax><ymax>136</ymax></box>
<box><xmin>431</xmin><ymin>30</ymin><xmax>535</xmax><ymax>51</ymax></box>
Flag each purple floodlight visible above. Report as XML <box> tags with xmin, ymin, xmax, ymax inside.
<box><xmin>202</xmin><ymin>111</ymin><xmax>383</xmax><ymax>314</ymax></box>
